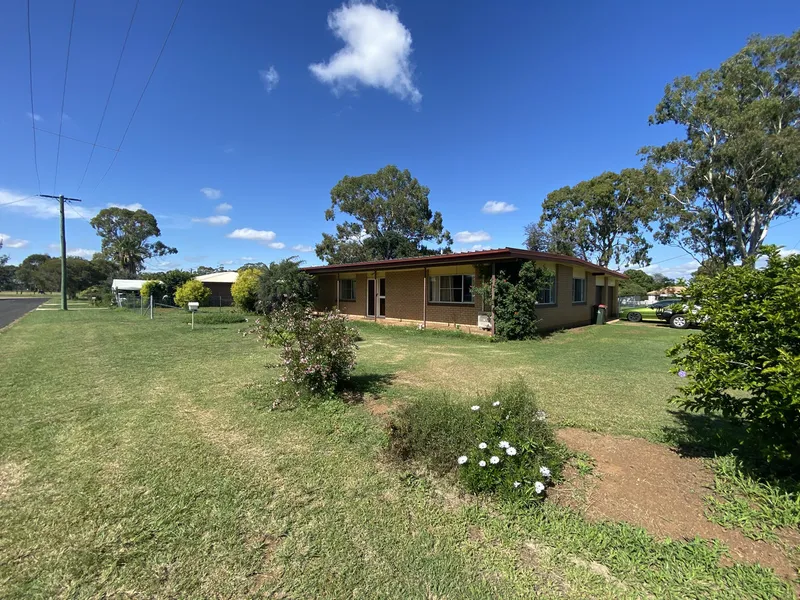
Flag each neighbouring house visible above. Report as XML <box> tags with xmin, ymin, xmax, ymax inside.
<box><xmin>304</xmin><ymin>248</ymin><xmax>626</xmax><ymax>334</ymax></box>
<box><xmin>194</xmin><ymin>271</ymin><xmax>238</xmax><ymax>306</ymax></box>
<box><xmin>111</xmin><ymin>279</ymin><xmax>153</xmax><ymax>307</ymax></box>
<box><xmin>646</xmin><ymin>286</ymin><xmax>686</xmax><ymax>304</ymax></box>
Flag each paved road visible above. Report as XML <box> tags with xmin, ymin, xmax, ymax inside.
<box><xmin>0</xmin><ymin>298</ymin><xmax>48</xmax><ymax>329</ymax></box>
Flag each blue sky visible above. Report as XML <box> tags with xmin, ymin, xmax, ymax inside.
<box><xmin>1</xmin><ymin>0</ymin><xmax>798</xmax><ymax>278</ymax></box>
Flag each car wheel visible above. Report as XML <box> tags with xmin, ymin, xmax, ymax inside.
<box><xmin>669</xmin><ymin>314</ymin><xmax>689</xmax><ymax>329</ymax></box>
<box><xmin>627</xmin><ymin>312</ymin><xmax>642</xmax><ymax>322</ymax></box>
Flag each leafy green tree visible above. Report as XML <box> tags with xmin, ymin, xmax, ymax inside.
<box><xmin>619</xmin><ymin>269</ymin><xmax>656</xmax><ymax>296</ymax></box>
<box><xmin>0</xmin><ymin>242</ymin><xmax>14</xmax><ymax>291</ymax></box>
<box><xmin>316</xmin><ymin>165</ymin><xmax>452</xmax><ymax>264</ymax></box>
<box><xmin>535</xmin><ymin>168</ymin><xmax>667</xmax><ymax>267</ymax></box>
<box><xmin>143</xmin><ymin>269</ymin><xmax>193</xmax><ymax>304</ymax></box>
<box><xmin>651</xmin><ymin>273</ymin><xmax>676</xmax><ymax>289</ymax></box>
<box><xmin>668</xmin><ymin>248</ymin><xmax>800</xmax><ymax>468</ymax></box>
<box><xmin>257</xmin><ymin>258</ymin><xmax>317</xmax><ymax>314</ymax></box>
<box><xmin>195</xmin><ymin>265</ymin><xmax>225</xmax><ymax>275</ymax></box>
<box><xmin>523</xmin><ymin>223</ymin><xmax>577</xmax><ymax>256</ymax></box>
<box><xmin>16</xmin><ymin>254</ymin><xmax>57</xmax><ymax>291</ymax></box>
<box><xmin>90</xmin><ymin>207</ymin><xmax>177</xmax><ymax>277</ymax></box>
<box><xmin>231</xmin><ymin>268</ymin><xmax>262</xmax><ymax>312</ymax></box>
<box><xmin>173</xmin><ymin>279</ymin><xmax>211</xmax><ymax>308</ymax></box>
<box><xmin>644</xmin><ymin>31</ymin><xmax>800</xmax><ymax>264</ymax></box>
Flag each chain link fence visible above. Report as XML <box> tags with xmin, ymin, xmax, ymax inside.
<box><xmin>115</xmin><ymin>294</ymin><xmax>234</xmax><ymax>318</ymax></box>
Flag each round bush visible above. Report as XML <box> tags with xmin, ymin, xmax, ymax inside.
<box><xmin>174</xmin><ymin>279</ymin><xmax>211</xmax><ymax>308</ymax></box>
<box><xmin>231</xmin><ymin>268</ymin><xmax>262</xmax><ymax>312</ymax></box>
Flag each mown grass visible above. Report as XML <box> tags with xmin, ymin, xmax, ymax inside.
<box><xmin>0</xmin><ymin>310</ymin><xmax>794</xmax><ymax>598</ymax></box>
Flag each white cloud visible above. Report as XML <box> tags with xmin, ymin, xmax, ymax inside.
<box><xmin>292</xmin><ymin>244</ymin><xmax>314</xmax><ymax>252</ymax></box>
<box><xmin>268</xmin><ymin>242</ymin><xmax>286</xmax><ymax>249</ymax></box>
<box><xmin>223</xmin><ymin>145</ymin><xmax>235</xmax><ymax>154</ymax></box>
<box><xmin>220</xmin><ymin>260</ymin><xmax>235</xmax><ymax>265</ymax></box>
<box><xmin>192</xmin><ymin>215</ymin><xmax>231</xmax><ymax>226</ymax></box>
<box><xmin>227</xmin><ymin>228</ymin><xmax>277</xmax><ymax>242</ymax></box>
<box><xmin>67</xmin><ymin>248</ymin><xmax>96</xmax><ymax>259</ymax></box>
<box><xmin>454</xmin><ymin>230</ymin><xmax>491</xmax><ymax>244</ymax></box>
<box><xmin>26</xmin><ymin>112</ymin><xmax>42</xmax><ymax>122</ymax></box>
<box><xmin>108</xmin><ymin>202</ymin><xmax>143</xmax><ymax>211</ymax></box>
<box><xmin>241</xmin><ymin>256</ymin><xmax>255</xmax><ymax>261</ymax></box>
<box><xmin>309</xmin><ymin>3</ymin><xmax>421</xmax><ymax>104</ymax></box>
<box><xmin>470</xmin><ymin>244</ymin><xmax>490</xmax><ymax>251</ymax></box>
<box><xmin>0</xmin><ymin>190</ymin><xmax>96</xmax><ymax>220</ymax></box>
<box><xmin>259</xmin><ymin>66</ymin><xmax>280</xmax><ymax>92</ymax></box>
<box><xmin>145</xmin><ymin>259</ymin><xmax>181</xmax><ymax>270</ymax></box>
<box><xmin>200</xmin><ymin>187</ymin><xmax>222</xmax><ymax>200</ymax></box>
<box><xmin>481</xmin><ymin>201</ymin><xmax>517</xmax><ymax>214</ymax></box>
<box><xmin>642</xmin><ymin>261</ymin><xmax>699</xmax><ymax>279</ymax></box>
<box><xmin>0</xmin><ymin>233</ymin><xmax>29</xmax><ymax>249</ymax></box>
<box><xmin>215</xmin><ymin>202</ymin><xmax>232</xmax><ymax>213</ymax></box>
<box><xmin>779</xmin><ymin>248</ymin><xmax>799</xmax><ymax>257</ymax></box>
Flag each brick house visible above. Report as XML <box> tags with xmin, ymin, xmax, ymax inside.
<box><xmin>304</xmin><ymin>248</ymin><xmax>626</xmax><ymax>334</ymax></box>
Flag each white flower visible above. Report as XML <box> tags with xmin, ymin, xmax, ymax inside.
<box><xmin>478</xmin><ymin>442</ymin><xmax>487</xmax><ymax>450</ymax></box>
<box><xmin>471</xmin><ymin>405</ymin><xmax>480</xmax><ymax>411</ymax></box>
<box><xmin>534</xmin><ymin>481</ymin><xmax>545</xmax><ymax>494</ymax></box>
<box><xmin>478</xmin><ymin>460</ymin><xmax>486</xmax><ymax>467</ymax></box>
<box><xmin>492</xmin><ymin>401</ymin><xmax>500</xmax><ymax>407</ymax></box>
<box><xmin>513</xmin><ymin>481</ymin><xmax>521</xmax><ymax>488</ymax></box>
<box><xmin>457</xmin><ymin>455</ymin><xmax>468</xmax><ymax>465</ymax></box>
<box><xmin>535</xmin><ymin>410</ymin><xmax>547</xmax><ymax>422</ymax></box>
<box><xmin>498</xmin><ymin>441</ymin><xmax>510</xmax><ymax>449</ymax></box>
<box><xmin>489</xmin><ymin>456</ymin><xmax>500</xmax><ymax>465</ymax></box>
<box><xmin>539</xmin><ymin>466</ymin><xmax>551</xmax><ymax>478</ymax></box>
<box><xmin>505</xmin><ymin>446</ymin><xmax>517</xmax><ymax>456</ymax></box>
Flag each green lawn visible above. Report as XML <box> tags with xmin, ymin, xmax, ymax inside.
<box><xmin>0</xmin><ymin>309</ymin><xmax>793</xmax><ymax>598</ymax></box>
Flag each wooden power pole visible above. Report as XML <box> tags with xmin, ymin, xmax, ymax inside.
<box><xmin>38</xmin><ymin>194</ymin><xmax>82</xmax><ymax>310</ymax></box>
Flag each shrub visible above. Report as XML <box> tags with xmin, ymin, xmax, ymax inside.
<box><xmin>668</xmin><ymin>248</ymin><xmax>800</xmax><ymax>468</ymax></box>
<box><xmin>140</xmin><ymin>280</ymin><xmax>166</xmax><ymax>303</ymax></box>
<box><xmin>173</xmin><ymin>279</ymin><xmax>211</xmax><ymax>308</ymax></box>
<box><xmin>231</xmin><ymin>268</ymin><xmax>262</xmax><ymax>312</ymax></box>
<box><xmin>77</xmin><ymin>285</ymin><xmax>111</xmax><ymax>304</ymax></box>
<box><xmin>250</xmin><ymin>305</ymin><xmax>359</xmax><ymax>398</ymax></box>
<box><xmin>256</xmin><ymin>257</ymin><xmax>317</xmax><ymax>314</ymax></box>
<box><xmin>194</xmin><ymin>312</ymin><xmax>247</xmax><ymax>325</ymax></box>
<box><xmin>474</xmin><ymin>261</ymin><xmax>549</xmax><ymax>340</ymax></box>
<box><xmin>389</xmin><ymin>381</ymin><xmax>567</xmax><ymax>501</ymax></box>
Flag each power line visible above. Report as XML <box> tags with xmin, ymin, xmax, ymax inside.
<box><xmin>93</xmin><ymin>0</ymin><xmax>185</xmax><ymax>193</ymax></box>
<box><xmin>53</xmin><ymin>0</ymin><xmax>78</xmax><ymax>194</ymax></box>
<box><xmin>35</xmin><ymin>127</ymin><xmax>121</xmax><ymax>153</ymax></box>
<box><xmin>76</xmin><ymin>0</ymin><xmax>140</xmax><ymax>193</ymax></box>
<box><xmin>66</xmin><ymin>202</ymin><xmax>92</xmax><ymax>225</ymax></box>
<box><xmin>0</xmin><ymin>195</ymin><xmax>37</xmax><ymax>208</ymax></box>
<box><xmin>26</xmin><ymin>0</ymin><xmax>41</xmax><ymax>193</ymax></box>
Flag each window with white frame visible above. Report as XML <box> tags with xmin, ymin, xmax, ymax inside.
<box><xmin>339</xmin><ymin>278</ymin><xmax>356</xmax><ymax>301</ymax></box>
<box><xmin>572</xmin><ymin>277</ymin><xmax>586</xmax><ymax>303</ymax></box>
<box><xmin>537</xmin><ymin>271</ymin><xmax>556</xmax><ymax>305</ymax></box>
<box><xmin>428</xmin><ymin>274</ymin><xmax>474</xmax><ymax>303</ymax></box>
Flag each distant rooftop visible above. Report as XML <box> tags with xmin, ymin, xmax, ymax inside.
<box><xmin>194</xmin><ymin>271</ymin><xmax>239</xmax><ymax>283</ymax></box>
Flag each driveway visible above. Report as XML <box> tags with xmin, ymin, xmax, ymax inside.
<box><xmin>0</xmin><ymin>298</ymin><xmax>48</xmax><ymax>329</ymax></box>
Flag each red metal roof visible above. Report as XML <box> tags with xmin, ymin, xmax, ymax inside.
<box><xmin>302</xmin><ymin>247</ymin><xmax>627</xmax><ymax>278</ymax></box>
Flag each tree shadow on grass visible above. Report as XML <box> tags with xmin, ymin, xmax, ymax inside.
<box><xmin>339</xmin><ymin>373</ymin><xmax>396</xmax><ymax>404</ymax></box>
<box><xmin>662</xmin><ymin>409</ymin><xmax>799</xmax><ymax>483</ymax></box>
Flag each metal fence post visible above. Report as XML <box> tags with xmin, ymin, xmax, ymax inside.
<box><xmin>150</xmin><ymin>294</ymin><xmax>154</xmax><ymax>319</ymax></box>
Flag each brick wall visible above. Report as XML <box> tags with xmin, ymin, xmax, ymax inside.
<box><xmin>315</xmin><ymin>274</ymin><xmax>337</xmax><ymax>311</ymax></box>
<box><xmin>385</xmin><ymin>270</ymin><xmax>424</xmax><ymax>320</ymax></box>
<box><xmin>537</xmin><ymin>264</ymin><xmax>593</xmax><ymax>331</ymax></box>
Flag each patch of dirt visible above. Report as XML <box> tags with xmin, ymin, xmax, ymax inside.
<box><xmin>363</xmin><ymin>396</ymin><xmax>396</xmax><ymax>417</ymax></box>
<box><xmin>554</xmin><ymin>428</ymin><xmax>797</xmax><ymax>583</ymax></box>
<box><xmin>0</xmin><ymin>461</ymin><xmax>25</xmax><ymax>500</ymax></box>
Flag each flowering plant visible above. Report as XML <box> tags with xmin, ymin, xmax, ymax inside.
<box><xmin>249</xmin><ymin>304</ymin><xmax>359</xmax><ymax>398</ymax></box>
<box><xmin>388</xmin><ymin>381</ymin><xmax>566</xmax><ymax>503</ymax></box>
<box><xmin>456</xmin><ymin>396</ymin><xmax>557</xmax><ymax>501</ymax></box>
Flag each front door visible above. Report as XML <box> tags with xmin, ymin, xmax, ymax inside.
<box><xmin>367</xmin><ymin>278</ymin><xmax>386</xmax><ymax>318</ymax></box>
<box><xmin>595</xmin><ymin>285</ymin><xmax>605</xmax><ymax>305</ymax></box>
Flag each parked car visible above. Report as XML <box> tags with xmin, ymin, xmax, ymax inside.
<box><xmin>658</xmin><ymin>302</ymin><xmax>703</xmax><ymax>329</ymax></box>
<box><xmin>622</xmin><ymin>299</ymin><xmax>679</xmax><ymax>323</ymax></box>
